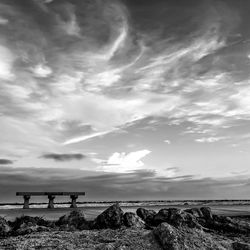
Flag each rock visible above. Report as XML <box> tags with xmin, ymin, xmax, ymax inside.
<box><xmin>153</xmin><ymin>223</ymin><xmax>181</xmax><ymax>250</ymax></box>
<box><xmin>153</xmin><ymin>208</ymin><xmax>202</xmax><ymax>229</ymax></box>
<box><xmin>204</xmin><ymin>214</ymin><xmax>250</xmax><ymax>234</ymax></box>
<box><xmin>200</xmin><ymin>207</ymin><xmax>213</xmax><ymax>220</ymax></box>
<box><xmin>56</xmin><ymin>210</ymin><xmax>88</xmax><ymax>230</ymax></box>
<box><xmin>136</xmin><ymin>208</ymin><xmax>156</xmax><ymax>225</ymax></box>
<box><xmin>153</xmin><ymin>209</ymin><xmax>170</xmax><ymax>226</ymax></box>
<box><xmin>10</xmin><ymin>215</ymin><xmax>53</xmax><ymax>235</ymax></box>
<box><xmin>154</xmin><ymin>222</ymin><xmax>231</xmax><ymax>250</ymax></box>
<box><xmin>0</xmin><ymin>217</ymin><xmax>11</xmax><ymax>236</ymax></box>
<box><xmin>93</xmin><ymin>203</ymin><xmax>124</xmax><ymax>229</ymax></box>
<box><xmin>123</xmin><ymin>212</ymin><xmax>145</xmax><ymax>229</ymax></box>
<box><xmin>232</xmin><ymin>242</ymin><xmax>250</xmax><ymax>250</ymax></box>
<box><xmin>184</xmin><ymin>208</ymin><xmax>203</xmax><ymax>218</ymax></box>
<box><xmin>10</xmin><ymin>215</ymin><xmax>51</xmax><ymax>231</ymax></box>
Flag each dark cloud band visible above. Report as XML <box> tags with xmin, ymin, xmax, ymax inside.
<box><xmin>41</xmin><ymin>153</ymin><xmax>86</xmax><ymax>161</ymax></box>
<box><xmin>0</xmin><ymin>159</ymin><xmax>13</xmax><ymax>165</ymax></box>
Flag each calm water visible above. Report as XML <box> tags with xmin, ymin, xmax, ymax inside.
<box><xmin>0</xmin><ymin>201</ymin><xmax>250</xmax><ymax>221</ymax></box>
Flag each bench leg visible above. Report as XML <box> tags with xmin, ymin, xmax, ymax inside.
<box><xmin>48</xmin><ymin>195</ymin><xmax>55</xmax><ymax>209</ymax></box>
<box><xmin>70</xmin><ymin>195</ymin><xmax>78</xmax><ymax>208</ymax></box>
<box><xmin>23</xmin><ymin>195</ymin><xmax>30</xmax><ymax>209</ymax></box>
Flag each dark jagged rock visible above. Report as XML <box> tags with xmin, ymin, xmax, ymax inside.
<box><xmin>136</xmin><ymin>208</ymin><xmax>156</xmax><ymax>225</ymax></box>
<box><xmin>123</xmin><ymin>212</ymin><xmax>145</xmax><ymax>229</ymax></box>
<box><xmin>203</xmin><ymin>214</ymin><xmax>250</xmax><ymax>234</ymax></box>
<box><xmin>153</xmin><ymin>208</ymin><xmax>202</xmax><ymax>229</ymax></box>
<box><xmin>9</xmin><ymin>215</ymin><xmax>54</xmax><ymax>236</ymax></box>
<box><xmin>0</xmin><ymin>217</ymin><xmax>11</xmax><ymax>236</ymax></box>
<box><xmin>56</xmin><ymin>210</ymin><xmax>89</xmax><ymax>230</ymax></box>
<box><xmin>153</xmin><ymin>209</ymin><xmax>170</xmax><ymax>226</ymax></box>
<box><xmin>232</xmin><ymin>241</ymin><xmax>250</xmax><ymax>250</ymax></box>
<box><xmin>184</xmin><ymin>208</ymin><xmax>203</xmax><ymax>218</ymax></box>
<box><xmin>93</xmin><ymin>203</ymin><xmax>124</xmax><ymax>229</ymax></box>
<box><xmin>200</xmin><ymin>207</ymin><xmax>213</xmax><ymax>220</ymax></box>
<box><xmin>10</xmin><ymin>215</ymin><xmax>52</xmax><ymax>232</ymax></box>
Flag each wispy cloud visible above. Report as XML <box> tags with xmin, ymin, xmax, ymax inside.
<box><xmin>195</xmin><ymin>136</ymin><xmax>228</xmax><ymax>143</ymax></box>
<box><xmin>0</xmin><ymin>0</ymin><xmax>250</xmax><ymax>187</ymax></box>
<box><xmin>63</xmin><ymin>129</ymin><xmax>119</xmax><ymax>145</ymax></box>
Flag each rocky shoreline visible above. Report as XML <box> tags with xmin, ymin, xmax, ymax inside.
<box><xmin>0</xmin><ymin>203</ymin><xmax>249</xmax><ymax>249</ymax></box>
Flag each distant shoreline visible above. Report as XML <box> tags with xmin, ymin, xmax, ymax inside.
<box><xmin>1</xmin><ymin>199</ymin><xmax>250</xmax><ymax>207</ymax></box>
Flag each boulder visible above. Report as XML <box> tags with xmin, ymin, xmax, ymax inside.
<box><xmin>10</xmin><ymin>215</ymin><xmax>51</xmax><ymax>231</ymax></box>
<box><xmin>56</xmin><ymin>210</ymin><xmax>88</xmax><ymax>230</ymax></box>
<box><xmin>203</xmin><ymin>214</ymin><xmax>250</xmax><ymax>234</ymax></box>
<box><xmin>136</xmin><ymin>208</ymin><xmax>156</xmax><ymax>225</ymax></box>
<box><xmin>123</xmin><ymin>212</ymin><xmax>145</xmax><ymax>229</ymax></box>
<box><xmin>10</xmin><ymin>215</ymin><xmax>53</xmax><ymax>235</ymax></box>
<box><xmin>184</xmin><ymin>208</ymin><xmax>203</xmax><ymax>218</ymax></box>
<box><xmin>153</xmin><ymin>223</ymin><xmax>181</xmax><ymax>250</ymax></box>
<box><xmin>232</xmin><ymin>242</ymin><xmax>250</xmax><ymax>250</ymax></box>
<box><xmin>0</xmin><ymin>217</ymin><xmax>11</xmax><ymax>236</ymax></box>
<box><xmin>153</xmin><ymin>209</ymin><xmax>170</xmax><ymax>226</ymax></box>
<box><xmin>200</xmin><ymin>207</ymin><xmax>213</xmax><ymax>221</ymax></box>
<box><xmin>93</xmin><ymin>203</ymin><xmax>124</xmax><ymax>229</ymax></box>
<box><xmin>154</xmin><ymin>222</ymin><xmax>231</xmax><ymax>250</ymax></box>
<box><xmin>153</xmin><ymin>208</ymin><xmax>202</xmax><ymax>229</ymax></box>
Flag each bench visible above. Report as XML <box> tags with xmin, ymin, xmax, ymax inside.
<box><xmin>16</xmin><ymin>192</ymin><xmax>85</xmax><ymax>209</ymax></box>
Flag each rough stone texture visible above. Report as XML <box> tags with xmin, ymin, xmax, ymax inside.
<box><xmin>0</xmin><ymin>217</ymin><xmax>11</xmax><ymax>236</ymax></box>
<box><xmin>153</xmin><ymin>209</ymin><xmax>170</xmax><ymax>226</ymax></box>
<box><xmin>199</xmin><ymin>214</ymin><xmax>250</xmax><ymax>234</ymax></box>
<box><xmin>56</xmin><ymin>210</ymin><xmax>88</xmax><ymax>230</ymax></box>
<box><xmin>136</xmin><ymin>208</ymin><xmax>156</xmax><ymax>225</ymax></box>
<box><xmin>93</xmin><ymin>203</ymin><xmax>124</xmax><ymax>229</ymax></box>
<box><xmin>10</xmin><ymin>215</ymin><xmax>52</xmax><ymax>231</ymax></box>
<box><xmin>9</xmin><ymin>215</ymin><xmax>54</xmax><ymax>235</ymax></box>
<box><xmin>200</xmin><ymin>207</ymin><xmax>213</xmax><ymax>220</ymax></box>
<box><xmin>154</xmin><ymin>222</ymin><xmax>231</xmax><ymax>250</ymax></box>
<box><xmin>232</xmin><ymin>241</ymin><xmax>250</xmax><ymax>250</ymax></box>
<box><xmin>184</xmin><ymin>208</ymin><xmax>203</xmax><ymax>218</ymax></box>
<box><xmin>123</xmin><ymin>212</ymin><xmax>145</xmax><ymax>229</ymax></box>
<box><xmin>153</xmin><ymin>223</ymin><xmax>180</xmax><ymax>250</ymax></box>
<box><xmin>153</xmin><ymin>208</ymin><xmax>202</xmax><ymax>229</ymax></box>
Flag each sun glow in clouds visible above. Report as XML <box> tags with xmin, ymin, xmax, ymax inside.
<box><xmin>99</xmin><ymin>150</ymin><xmax>151</xmax><ymax>173</ymax></box>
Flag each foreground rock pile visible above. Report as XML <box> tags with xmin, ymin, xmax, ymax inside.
<box><xmin>0</xmin><ymin>204</ymin><xmax>249</xmax><ymax>249</ymax></box>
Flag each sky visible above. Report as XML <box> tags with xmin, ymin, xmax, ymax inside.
<box><xmin>0</xmin><ymin>0</ymin><xmax>250</xmax><ymax>202</ymax></box>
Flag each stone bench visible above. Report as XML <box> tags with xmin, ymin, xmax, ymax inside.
<box><xmin>16</xmin><ymin>192</ymin><xmax>85</xmax><ymax>209</ymax></box>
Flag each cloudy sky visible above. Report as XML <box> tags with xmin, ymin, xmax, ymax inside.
<box><xmin>0</xmin><ymin>0</ymin><xmax>250</xmax><ymax>202</ymax></box>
